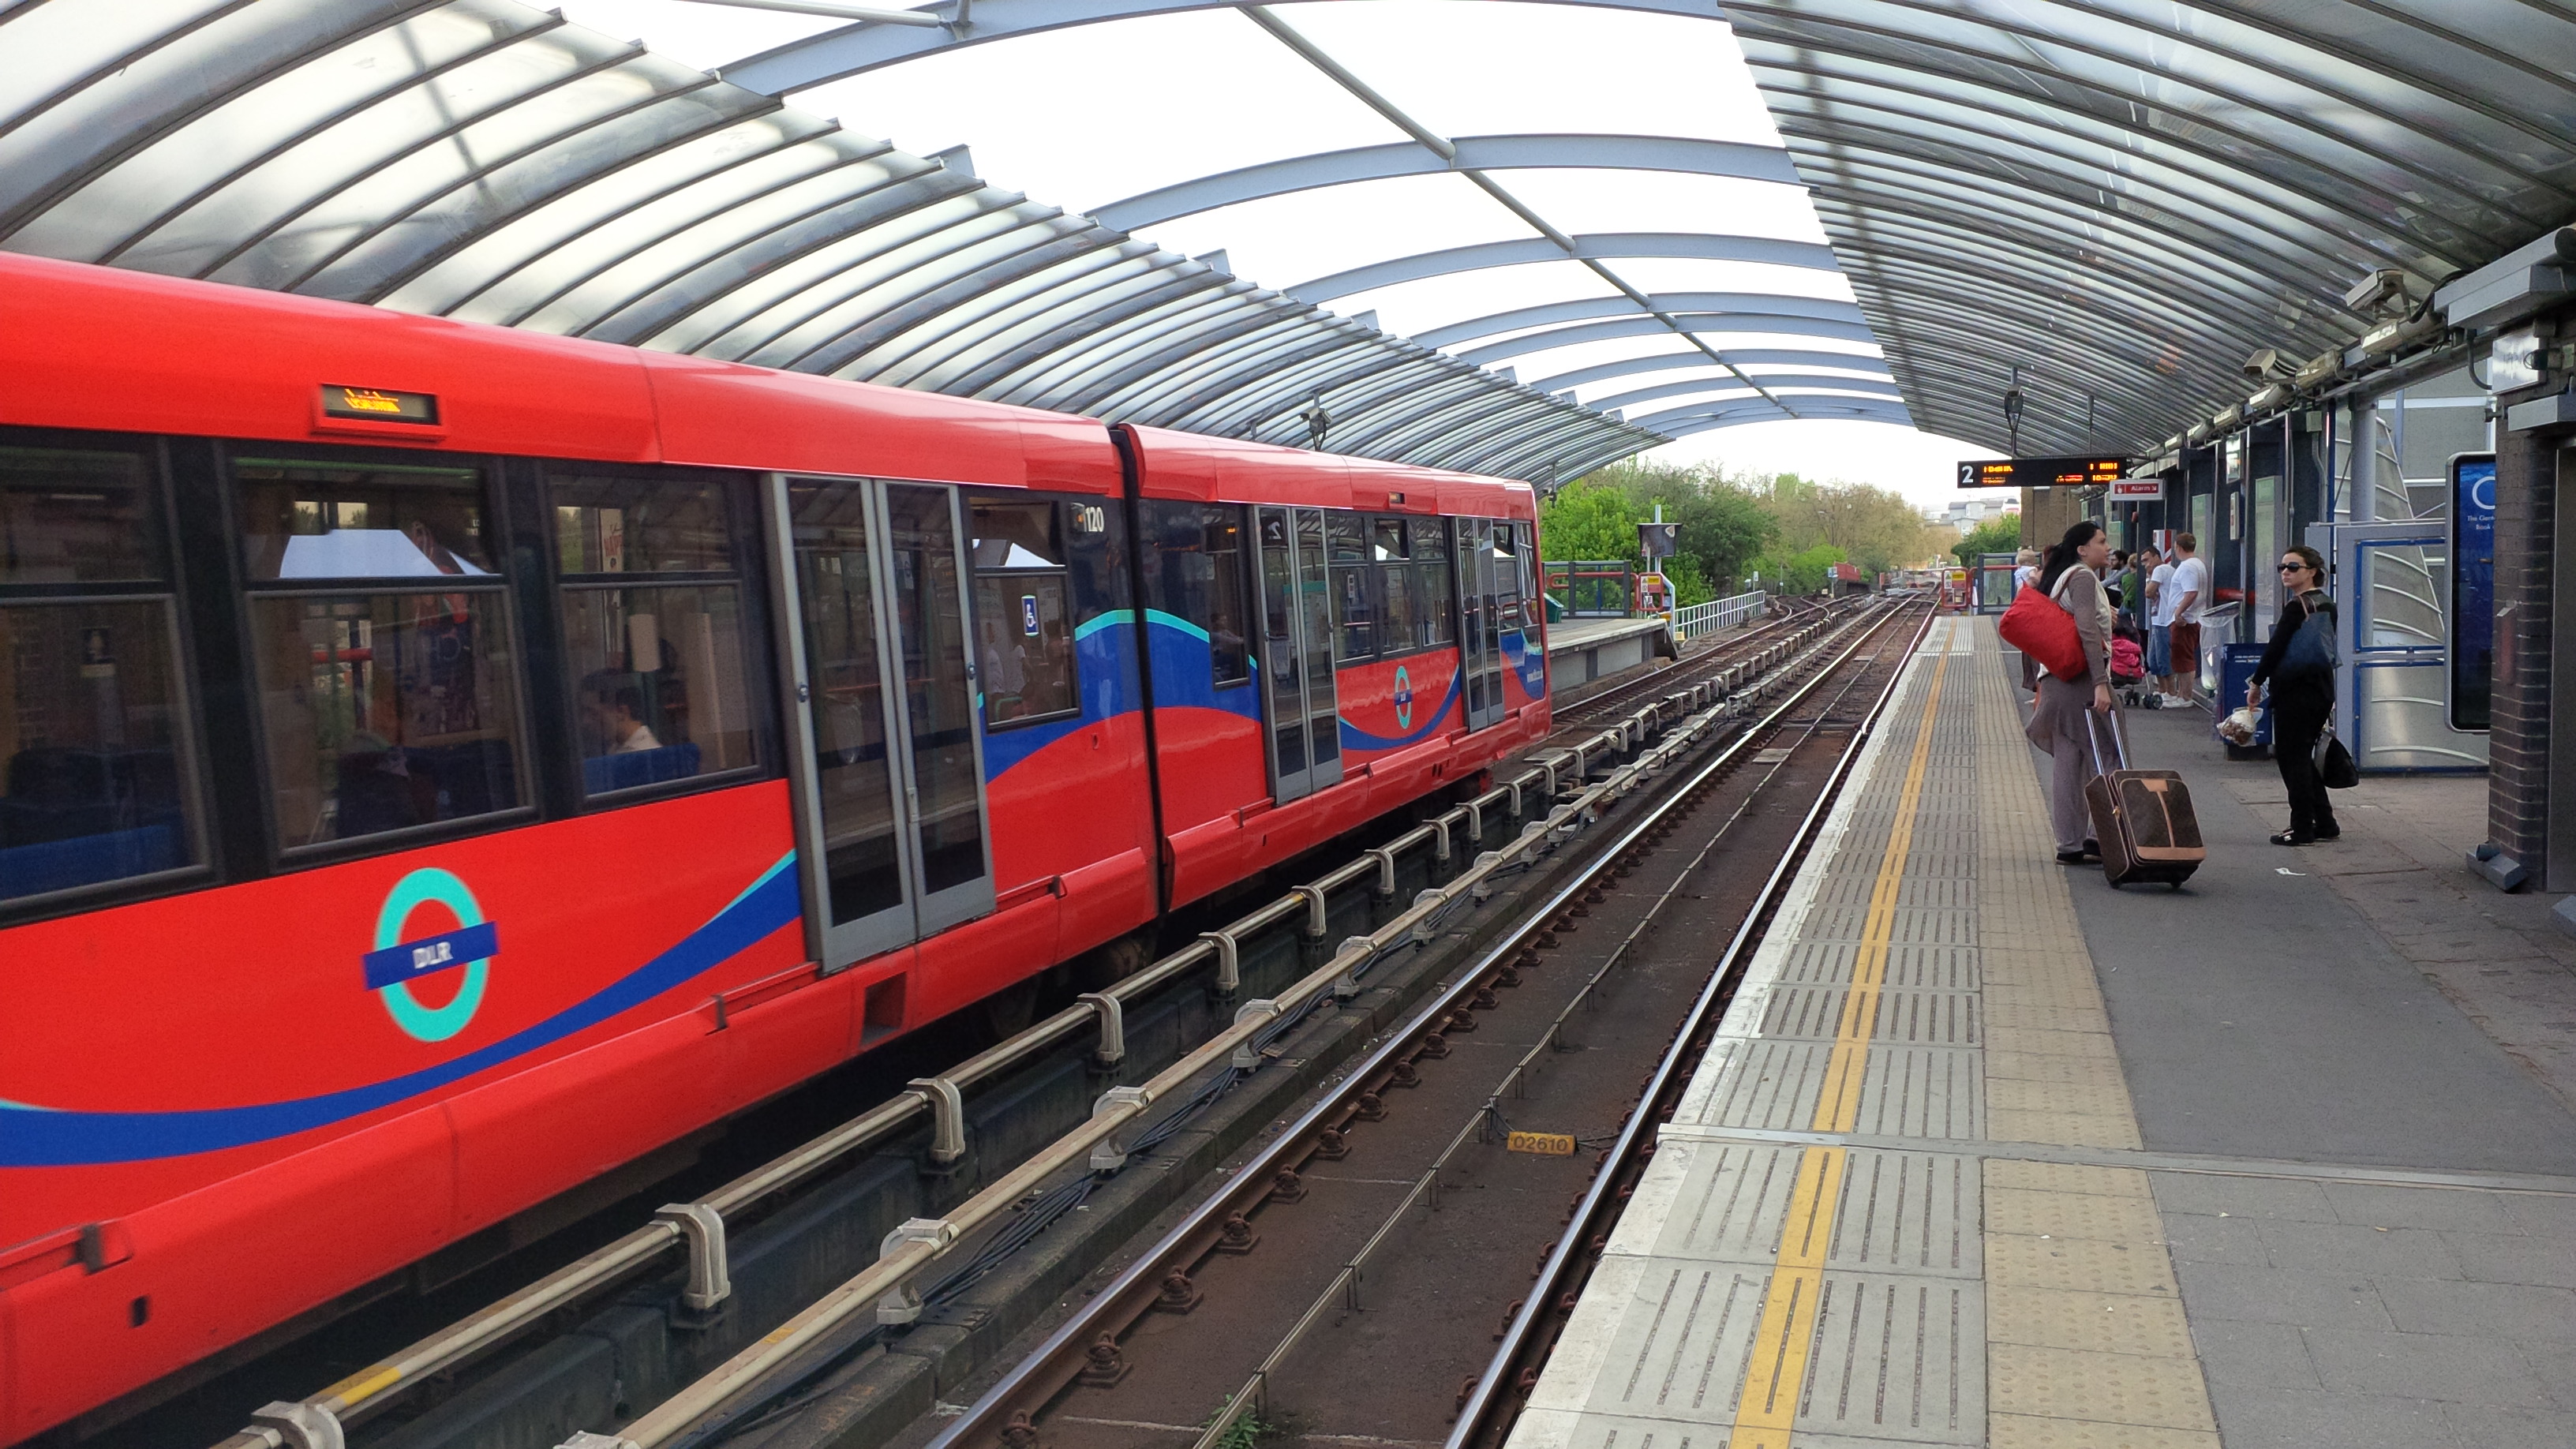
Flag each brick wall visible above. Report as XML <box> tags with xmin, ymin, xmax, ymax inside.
<box><xmin>2490</xmin><ymin>375</ymin><xmax>2558</xmax><ymax>882</ymax></box>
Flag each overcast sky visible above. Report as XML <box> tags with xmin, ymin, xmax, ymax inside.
<box><xmin>563</xmin><ymin>0</ymin><xmax>1997</xmax><ymax>511</ymax></box>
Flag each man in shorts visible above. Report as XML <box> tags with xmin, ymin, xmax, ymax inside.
<box><xmin>2143</xmin><ymin>547</ymin><xmax>2172</xmax><ymax>687</ymax></box>
<box><xmin>2161</xmin><ymin>533</ymin><xmax>2207</xmax><ymax>704</ymax></box>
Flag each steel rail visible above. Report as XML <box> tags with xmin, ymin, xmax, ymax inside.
<box><xmin>1186</xmin><ymin>604</ymin><xmax>1921</xmax><ymax>1449</ymax></box>
<box><xmin>1451</xmin><ymin>604</ymin><xmax>1938</xmax><ymax>1448</ymax></box>
<box><xmin>215</xmin><ymin>605</ymin><xmax>1864</xmax><ymax>1449</ymax></box>
<box><xmin>920</xmin><ymin>601</ymin><xmax>1918</xmax><ymax>1449</ymax></box>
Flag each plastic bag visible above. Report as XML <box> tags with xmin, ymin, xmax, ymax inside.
<box><xmin>2217</xmin><ymin>706</ymin><xmax>2263</xmax><ymax>746</ymax></box>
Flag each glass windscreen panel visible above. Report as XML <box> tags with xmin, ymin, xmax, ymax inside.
<box><xmin>886</xmin><ymin>484</ymin><xmax>985</xmax><ymax>895</ymax></box>
<box><xmin>788</xmin><ymin>481</ymin><xmax>904</xmax><ymax>926</ymax></box>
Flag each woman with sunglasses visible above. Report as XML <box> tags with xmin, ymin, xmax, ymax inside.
<box><xmin>2246</xmin><ymin>545</ymin><xmax>2339</xmax><ymax>844</ymax></box>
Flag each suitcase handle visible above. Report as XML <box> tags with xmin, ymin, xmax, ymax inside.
<box><xmin>2085</xmin><ymin>707</ymin><xmax>2130</xmax><ymax>774</ymax></box>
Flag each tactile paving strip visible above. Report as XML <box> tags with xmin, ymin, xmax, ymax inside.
<box><xmin>1510</xmin><ymin>620</ymin><xmax>2218</xmax><ymax>1449</ymax></box>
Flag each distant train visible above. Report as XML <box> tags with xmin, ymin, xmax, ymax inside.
<box><xmin>0</xmin><ymin>254</ymin><xmax>1550</xmax><ymax>1440</ymax></box>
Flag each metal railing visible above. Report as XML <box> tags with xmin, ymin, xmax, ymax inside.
<box><xmin>1672</xmin><ymin>590</ymin><xmax>1766</xmax><ymax>642</ymax></box>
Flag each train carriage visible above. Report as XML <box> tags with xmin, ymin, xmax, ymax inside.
<box><xmin>0</xmin><ymin>253</ymin><xmax>1547</xmax><ymax>1440</ymax></box>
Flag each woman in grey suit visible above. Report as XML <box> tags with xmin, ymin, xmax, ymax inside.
<box><xmin>2024</xmin><ymin>521</ymin><xmax>2117</xmax><ymax>863</ymax></box>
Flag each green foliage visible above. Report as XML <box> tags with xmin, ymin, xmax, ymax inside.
<box><xmin>1548</xmin><ymin>459</ymin><xmax>1779</xmax><ymax>599</ymax></box>
<box><xmin>1752</xmin><ymin>542</ymin><xmax>1850</xmax><ymax>596</ymax></box>
<box><xmin>1536</xmin><ymin>479</ymin><xmax>1642</xmax><ymax>563</ymax></box>
<box><xmin>1952</xmin><ymin>516</ymin><xmax>2022</xmax><ymax>567</ymax></box>
<box><xmin>1749</xmin><ymin>472</ymin><xmax>1941</xmax><ymax>575</ymax></box>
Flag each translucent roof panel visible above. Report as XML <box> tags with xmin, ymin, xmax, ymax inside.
<box><xmin>0</xmin><ymin>0</ymin><xmax>1664</xmax><ymax>481</ymax></box>
<box><xmin>1724</xmin><ymin>0</ymin><xmax>2576</xmax><ymax>452</ymax></box>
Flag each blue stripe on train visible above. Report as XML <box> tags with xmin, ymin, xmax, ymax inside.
<box><xmin>0</xmin><ymin>856</ymin><xmax>802</xmax><ymax>1166</ymax></box>
<box><xmin>1339</xmin><ymin>676</ymin><xmax>1462</xmax><ymax>752</ymax></box>
<box><xmin>980</xmin><ymin>610</ymin><xmax>1260</xmax><ymax>777</ymax></box>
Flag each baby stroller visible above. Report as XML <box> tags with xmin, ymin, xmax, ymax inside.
<box><xmin>2110</xmin><ymin>621</ymin><xmax>2151</xmax><ymax>706</ymax></box>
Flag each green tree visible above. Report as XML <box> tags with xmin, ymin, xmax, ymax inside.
<box><xmin>1565</xmin><ymin>459</ymin><xmax>1779</xmax><ymax>597</ymax></box>
<box><xmin>1536</xmin><ymin>478</ymin><xmax>1642</xmax><ymax>562</ymax></box>
<box><xmin>1764</xmin><ymin>543</ymin><xmax>1848</xmax><ymax>595</ymax></box>
<box><xmin>1752</xmin><ymin>474</ymin><xmax>1939</xmax><ymax>575</ymax></box>
<box><xmin>1952</xmin><ymin>516</ymin><xmax>2021</xmax><ymax>567</ymax></box>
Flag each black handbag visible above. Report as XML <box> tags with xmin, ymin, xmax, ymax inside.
<box><xmin>2314</xmin><ymin>720</ymin><xmax>2359</xmax><ymax>789</ymax></box>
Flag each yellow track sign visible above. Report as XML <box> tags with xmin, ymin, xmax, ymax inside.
<box><xmin>1507</xmin><ymin>1131</ymin><xmax>1577</xmax><ymax>1156</ymax></box>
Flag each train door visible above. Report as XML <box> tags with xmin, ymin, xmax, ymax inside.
<box><xmin>767</xmin><ymin>476</ymin><xmax>996</xmax><ymax>971</ymax></box>
<box><xmin>1457</xmin><ymin>518</ymin><xmax>1506</xmax><ymax>731</ymax></box>
<box><xmin>1256</xmin><ymin>506</ymin><xmax>1342</xmax><ymax>803</ymax></box>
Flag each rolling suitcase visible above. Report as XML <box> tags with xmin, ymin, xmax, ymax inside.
<box><xmin>2084</xmin><ymin>712</ymin><xmax>2203</xmax><ymax>889</ymax></box>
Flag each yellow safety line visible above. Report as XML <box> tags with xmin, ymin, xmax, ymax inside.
<box><xmin>1728</xmin><ymin>645</ymin><xmax>1949</xmax><ymax>1448</ymax></box>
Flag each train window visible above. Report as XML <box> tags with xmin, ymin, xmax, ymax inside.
<box><xmin>1371</xmin><ymin>518</ymin><xmax>1407</xmax><ymax>562</ymax></box>
<box><xmin>549</xmin><ymin>467</ymin><xmax>758</xmax><ymax>799</ymax></box>
<box><xmin>969</xmin><ymin>496</ymin><xmax>1077</xmax><ymax>727</ymax></box>
<box><xmin>1330</xmin><ymin>514</ymin><xmax>1375</xmax><ymax>660</ymax></box>
<box><xmin>970</xmin><ymin>500</ymin><xmax>1065</xmax><ymax>570</ymax></box>
<box><xmin>1417</xmin><ymin>532</ymin><xmax>1456</xmax><ymax>649</ymax></box>
<box><xmin>235</xmin><ymin>458</ymin><xmax>496</xmax><ymax>581</ymax></box>
<box><xmin>234</xmin><ymin>455</ymin><xmax>525</xmax><ymax>848</ymax></box>
<box><xmin>1493</xmin><ymin>522</ymin><xmax>1526</xmax><ymax>632</ymax></box>
<box><xmin>552</xmin><ymin>472</ymin><xmax>732</xmax><ymax>574</ymax></box>
<box><xmin>0</xmin><ymin>440</ymin><xmax>204</xmax><ymax>906</ymax></box>
<box><xmin>1203</xmin><ymin>507</ymin><xmax>1252</xmax><ymax>686</ymax></box>
<box><xmin>1379</xmin><ymin>558</ymin><xmax>1421</xmax><ymax>654</ymax></box>
<box><xmin>1</xmin><ymin>445</ymin><xmax>166</xmax><ymax>583</ymax></box>
<box><xmin>1327</xmin><ymin>511</ymin><xmax>1366</xmax><ymax>564</ymax></box>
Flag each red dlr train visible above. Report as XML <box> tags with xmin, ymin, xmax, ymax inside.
<box><xmin>0</xmin><ymin>253</ymin><xmax>1549</xmax><ymax>1439</ymax></box>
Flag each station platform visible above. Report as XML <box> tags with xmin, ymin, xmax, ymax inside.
<box><xmin>1548</xmin><ymin>615</ymin><xmax>1678</xmax><ymax>690</ymax></box>
<box><xmin>1511</xmin><ymin>615</ymin><xmax>2576</xmax><ymax>1449</ymax></box>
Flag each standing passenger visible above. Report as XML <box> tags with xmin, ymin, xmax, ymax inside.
<box><xmin>2012</xmin><ymin>548</ymin><xmax>2044</xmax><ymax>694</ymax></box>
<box><xmin>2160</xmin><ymin>534</ymin><xmax>2207</xmax><ymax>705</ymax></box>
<box><xmin>2247</xmin><ymin>546</ymin><xmax>2341</xmax><ymax>845</ymax></box>
<box><xmin>2024</xmin><ymin>522</ymin><xmax>2117</xmax><ymax>864</ymax></box>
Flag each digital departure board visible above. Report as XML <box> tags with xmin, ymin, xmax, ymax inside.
<box><xmin>1954</xmin><ymin>455</ymin><xmax>2126</xmax><ymax>489</ymax></box>
<box><xmin>320</xmin><ymin>384</ymin><xmax>439</xmax><ymax>424</ymax></box>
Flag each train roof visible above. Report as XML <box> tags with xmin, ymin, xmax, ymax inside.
<box><xmin>0</xmin><ymin>254</ymin><xmax>1531</xmax><ymax>514</ymax></box>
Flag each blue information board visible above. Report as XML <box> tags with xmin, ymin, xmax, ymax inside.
<box><xmin>2451</xmin><ymin>453</ymin><xmax>2495</xmax><ymax>732</ymax></box>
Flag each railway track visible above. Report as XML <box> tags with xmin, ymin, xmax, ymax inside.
<box><xmin>197</xmin><ymin>603</ymin><xmax>1900</xmax><ymax>1449</ymax></box>
<box><xmin>1542</xmin><ymin>597</ymin><xmax>1839</xmax><ymax>741</ymax></box>
<box><xmin>899</xmin><ymin>599</ymin><xmax>1929</xmax><ymax>1449</ymax></box>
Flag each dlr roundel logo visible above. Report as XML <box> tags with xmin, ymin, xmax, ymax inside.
<box><xmin>361</xmin><ymin>867</ymin><xmax>500</xmax><ymax>1043</ymax></box>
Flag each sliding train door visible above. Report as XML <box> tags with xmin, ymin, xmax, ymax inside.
<box><xmin>767</xmin><ymin>476</ymin><xmax>995</xmax><ymax>971</ymax></box>
<box><xmin>1457</xmin><ymin>517</ymin><xmax>1507</xmax><ymax>731</ymax></box>
<box><xmin>1256</xmin><ymin>506</ymin><xmax>1342</xmax><ymax>803</ymax></box>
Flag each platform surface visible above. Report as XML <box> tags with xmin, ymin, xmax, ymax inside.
<box><xmin>1509</xmin><ymin>615</ymin><xmax>2576</xmax><ymax>1449</ymax></box>
<box><xmin>1546</xmin><ymin>615</ymin><xmax>1673</xmax><ymax>654</ymax></box>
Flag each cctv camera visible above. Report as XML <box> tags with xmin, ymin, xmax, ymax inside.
<box><xmin>2342</xmin><ymin>268</ymin><xmax>2411</xmax><ymax>320</ymax></box>
<box><xmin>2241</xmin><ymin>348</ymin><xmax>2297</xmax><ymax>382</ymax></box>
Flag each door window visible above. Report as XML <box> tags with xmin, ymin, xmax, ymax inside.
<box><xmin>885</xmin><ymin>485</ymin><xmax>985</xmax><ymax>897</ymax></box>
<box><xmin>788</xmin><ymin>481</ymin><xmax>904</xmax><ymax>927</ymax></box>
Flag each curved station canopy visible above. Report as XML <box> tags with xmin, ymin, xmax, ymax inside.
<box><xmin>6</xmin><ymin>1</ymin><xmax>2570</xmax><ymax>473</ymax></box>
